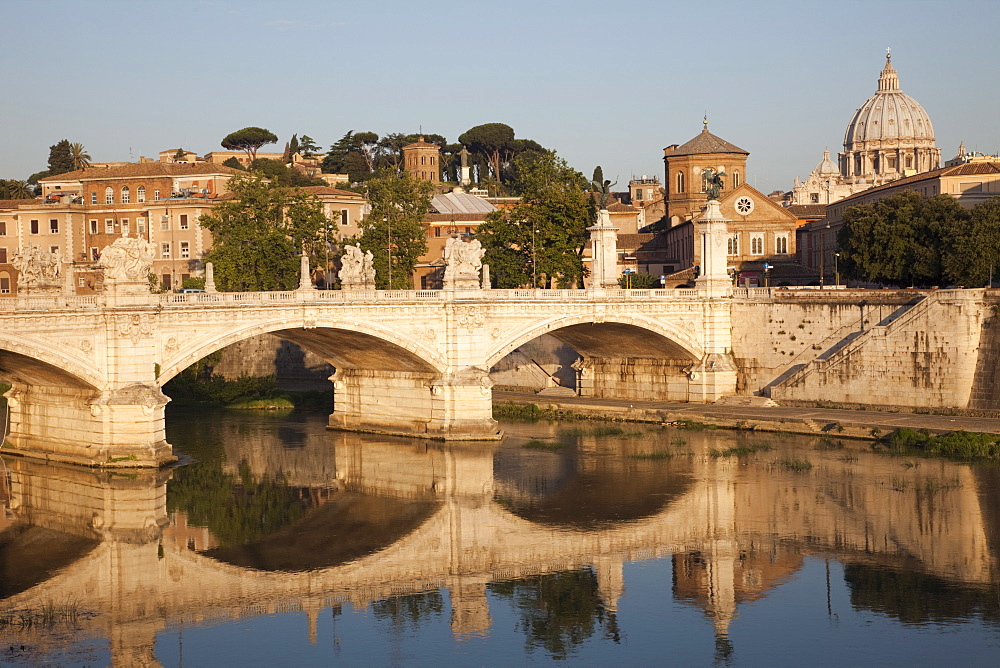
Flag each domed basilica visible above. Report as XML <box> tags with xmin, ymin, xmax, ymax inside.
<box><xmin>790</xmin><ymin>53</ymin><xmax>941</xmax><ymax>205</ymax></box>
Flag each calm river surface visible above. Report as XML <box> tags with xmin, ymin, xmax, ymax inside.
<box><xmin>2</xmin><ymin>408</ymin><xmax>1000</xmax><ymax>665</ymax></box>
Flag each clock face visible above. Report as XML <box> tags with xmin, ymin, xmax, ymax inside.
<box><xmin>735</xmin><ymin>196</ymin><xmax>754</xmax><ymax>216</ymax></box>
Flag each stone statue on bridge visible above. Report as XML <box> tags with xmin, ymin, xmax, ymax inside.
<box><xmin>99</xmin><ymin>236</ymin><xmax>156</xmax><ymax>293</ymax></box>
<box><xmin>338</xmin><ymin>244</ymin><xmax>375</xmax><ymax>290</ymax></box>
<box><xmin>443</xmin><ymin>236</ymin><xmax>485</xmax><ymax>290</ymax></box>
<box><xmin>10</xmin><ymin>244</ymin><xmax>62</xmax><ymax>293</ymax></box>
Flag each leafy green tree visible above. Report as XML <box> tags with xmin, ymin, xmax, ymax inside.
<box><xmin>357</xmin><ymin>171</ymin><xmax>434</xmax><ymax>289</ymax></box>
<box><xmin>944</xmin><ymin>196</ymin><xmax>1000</xmax><ymax>286</ymax></box>
<box><xmin>199</xmin><ymin>172</ymin><xmax>328</xmax><ymax>291</ymax></box>
<box><xmin>47</xmin><ymin>139</ymin><xmax>74</xmax><ymax>175</ymax></box>
<box><xmin>322</xmin><ymin>131</ymin><xmax>380</xmax><ymax>182</ymax></box>
<box><xmin>354</xmin><ymin>131</ymin><xmax>380</xmax><ymax>173</ymax></box>
<box><xmin>0</xmin><ymin>179</ymin><xmax>34</xmax><ymax>199</ymax></box>
<box><xmin>477</xmin><ymin>151</ymin><xmax>591</xmax><ymax>288</ymax></box>
<box><xmin>619</xmin><ymin>271</ymin><xmax>661</xmax><ymax>288</ymax></box>
<box><xmin>69</xmin><ymin>143</ymin><xmax>91</xmax><ymax>170</ymax></box>
<box><xmin>459</xmin><ymin>123</ymin><xmax>515</xmax><ymax>184</ymax></box>
<box><xmin>838</xmin><ymin>191</ymin><xmax>965</xmax><ymax>286</ymax></box>
<box><xmin>298</xmin><ymin>134</ymin><xmax>319</xmax><ymax>158</ymax></box>
<box><xmin>248</xmin><ymin>158</ymin><xmax>324</xmax><ymax>187</ymax></box>
<box><xmin>288</xmin><ymin>133</ymin><xmax>300</xmax><ymax>159</ymax></box>
<box><xmin>222</xmin><ymin>156</ymin><xmax>245</xmax><ymax>170</ymax></box>
<box><xmin>221</xmin><ymin>126</ymin><xmax>278</xmax><ymax>163</ymax></box>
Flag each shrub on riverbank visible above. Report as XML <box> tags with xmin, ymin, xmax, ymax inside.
<box><xmin>166</xmin><ymin>373</ymin><xmax>279</xmax><ymax>407</ymax></box>
<box><xmin>0</xmin><ymin>381</ymin><xmax>9</xmax><ymax>409</ymax></box>
<box><xmin>164</xmin><ymin>371</ymin><xmax>331</xmax><ymax>411</ymax></box>
<box><xmin>882</xmin><ymin>428</ymin><xmax>1000</xmax><ymax>460</ymax></box>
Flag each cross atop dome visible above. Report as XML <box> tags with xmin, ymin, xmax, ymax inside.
<box><xmin>878</xmin><ymin>49</ymin><xmax>900</xmax><ymax>92</ymax></box>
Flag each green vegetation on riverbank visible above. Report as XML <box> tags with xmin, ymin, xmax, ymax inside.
<box><xmin>164</xmin><ymin>358</ymin><xmax>330</xmax><ymax>411</ymax></box>
<box><xmin>881</xmin><ymin>428</ymin><xmax>1000</xmax><ymax>460</ymax></box>
<box><xmin>0</xmin><ymin>382</ymin><xmax>9</xmax><ymax>409</ymax></box>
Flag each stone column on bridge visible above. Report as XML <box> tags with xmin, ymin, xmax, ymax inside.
<box><xmin>297</xmin><ymin>253</ymin><xmax>313</xmax><ymax>291</ymax></box>
<box><xmin>695</xmin><ymin>200</ymin><xmax>731</xmax><ymax>298</ymax></box>
<box><xmin>587</xmin><ymin>208</ymin><xmax>621</xmax><ymax>289</ymax></box>
<box><xmin>687</xmin><ymin>199</ymin><xmax>738</xmax><ymax>401</ymax></box>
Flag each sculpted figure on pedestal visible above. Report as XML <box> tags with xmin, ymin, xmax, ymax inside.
<box><xmin>10</xmin><ymin>244</ymin><xmax>62</xmax><ymax>288</ymax></box>
<box><xmin>99</xmin><ymin>236</ymin><xmax>156</xmax><ymax>282</ymax></box>
<box><xmin>443</xmin><ymin>236</ymin><xmax>485</xmax><ymax>283</ymax></box>
<box><xmin>338</xmin><ymin>244</ymin><xmax>375</xmax><ymax>289</ymax></box>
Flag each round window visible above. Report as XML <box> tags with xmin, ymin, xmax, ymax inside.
<box><xmin>735</xmin><ymin>196</ymin><xmax>754</xmax><ymax>216</ymax></box>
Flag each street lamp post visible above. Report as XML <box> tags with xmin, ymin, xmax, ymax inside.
<box><xmin>834</xmin><ymin>252</ymin><xmax>840</xmax><ymax>287</ymax></box>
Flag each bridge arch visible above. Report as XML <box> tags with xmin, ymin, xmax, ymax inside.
<box><xmin>485</xmin><ymin>314</ymin><xmax>704</xmax><ymax>369</ymax></box>
<box><xmin>157</xmin><ymin>316</ymin><xmax>445</xmax><ymax>384</ymax></box>
<box><xmin>0</xmin><ymin>334</ymin><xmax>103</xmax><ymax>390</ymax></box>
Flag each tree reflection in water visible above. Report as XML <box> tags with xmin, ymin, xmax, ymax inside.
<box><xmin>167</xmin><ymin>459</ymin><xmax>307</xmax><ymax>547</ymax></box>
<box><xmin>845</xmin><ymin>563</ymin><xmax>1000</xmax><ymax>626</ymax></box>
<box><xmin>490</xmin><ymin>568</ymin><xmax>619</xmax><ymax>659</ymax></box>
<box><xmin>372</xmin><ymin>591</ymin><xmax>445</xmax><ymax>629</ymax></box>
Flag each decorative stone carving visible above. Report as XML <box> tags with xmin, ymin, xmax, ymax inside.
<box><xmin>338</xmin><ymin>245</ymin><xmax>375</xmax><ymax>290</ymax></box>
<box><xmin>99</xmin><ymin>236</ymin><xmax>156</xmax><ymax>293</ymax></box>
<box><xmin>117</xmin><ymin>313</ymin><xmax>154</xmax><ymax>343</ymax></box>
<box><xmin>456</xmin><ymin>306</ymin><xmax>485</xmax><ymax>331</ymax></box>
<box><xmin>10</xmin><ymin>244</ymin><xmax>63</xmax><ymax>293</ymax></box>
<box><xmin>443</xmin><ymin>237</ymin><xmax>485</xmax><ymax>290</ymax></box>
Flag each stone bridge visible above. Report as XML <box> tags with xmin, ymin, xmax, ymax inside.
<box><xmin>0</xmin><ymin>431</ymin><xmax>995</xmax><ymax>665</ymax></box>
<box><xmin>0</xmin><ymin>285</ymin><xmax>736</xmax><ymax>467</ymax></box>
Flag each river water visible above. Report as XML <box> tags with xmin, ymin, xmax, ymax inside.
<box><xmin>2</xmin><ymin>408</ymin><xmax>1000</xmax><ymax>666</ymax></box>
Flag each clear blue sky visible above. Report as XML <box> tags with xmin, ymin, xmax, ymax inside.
<box><xmin>4</xmin><ymin>0</ymin><xmax>999</xmax><ymax>195</ymax></box>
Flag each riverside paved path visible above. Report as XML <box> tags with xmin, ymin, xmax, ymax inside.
<box><xmin>494</xmin><ymin>391</ymin><xmax>1000</xmax><ymax>437</ymax></box>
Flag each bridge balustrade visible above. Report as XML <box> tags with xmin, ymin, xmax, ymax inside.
<box><xmin>1</xmin><ymin>288</ymin><xmax>718</xmax><ymax>312</ymax></box>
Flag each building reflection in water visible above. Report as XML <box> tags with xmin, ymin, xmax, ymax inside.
<box><xmin>0</xmin><ymin>412</ymin><xmax>998</xmax><ymax>664</ymax></box>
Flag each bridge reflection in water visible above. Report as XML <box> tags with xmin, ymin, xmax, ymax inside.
<box><xmin>1</xmin><ymin>412</ymin><xmax>999</xmax><ymax>664</ymax></box>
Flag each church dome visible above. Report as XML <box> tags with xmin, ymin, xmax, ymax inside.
<box><xmin>844</xmin><ymin>54</ymin><xmax>935</xmax><ymax>146</ymax></box>
<box><xmin>812</xmin><ymin>150</ymin><xmax>839</xmax><ymax>177</ymax></box>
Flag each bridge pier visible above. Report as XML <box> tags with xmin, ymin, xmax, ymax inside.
<box><xmin>2</xmin><ymin>381</ymin><xmax>174</xmax><ymax>468</ymax></box>
<box><xmin>329</xmin><ymin>367</ymin><xmax>500</xmax><ymax>440</ymax></box>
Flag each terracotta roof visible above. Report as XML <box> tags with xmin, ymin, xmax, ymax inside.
<box><xmin>787</xmin><ymin>204</ymin><xmax>827</xmax><ymax>218</ymax></box>
<box><xmin>297</xmin><ymin>186</ymin><xmax>364</xmax><ymax>198</ymax></box>
<box><xmin>39</xmin><ymin>162</ymin><xmax>241</xmax><ymax>182</ymax></box>
<box><xmin>584</xmin><ymin>233</ymin><xmax>669</xmax><ymax>252</ymax></box>
<box><xmin>663</xmin><ymin>266</ymin><xmax>697</xmax><ymax>281</ymax></box>
<box><xmin>665</xmin><ymin>126</ymin><xmax>749</xmax><ymax>157</ymax></box>
<box><xmin>835</xmin><ymin>161</ymin><xmax>1000</xmax><ymax>207</ymax></box>
<box><xmin>0</xmin><ymin>198</ymin><xmax>40</xmax><ymax>209</ymax></box>
<box><xmin>403</xmin><ymin>137</ymin><xmax>441</xmax><ymax>150</ymax></box>
<box><xmin>607</xmin><ymin>202</ymin><xmax>638</xmax><ymax>213</ymax></box>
